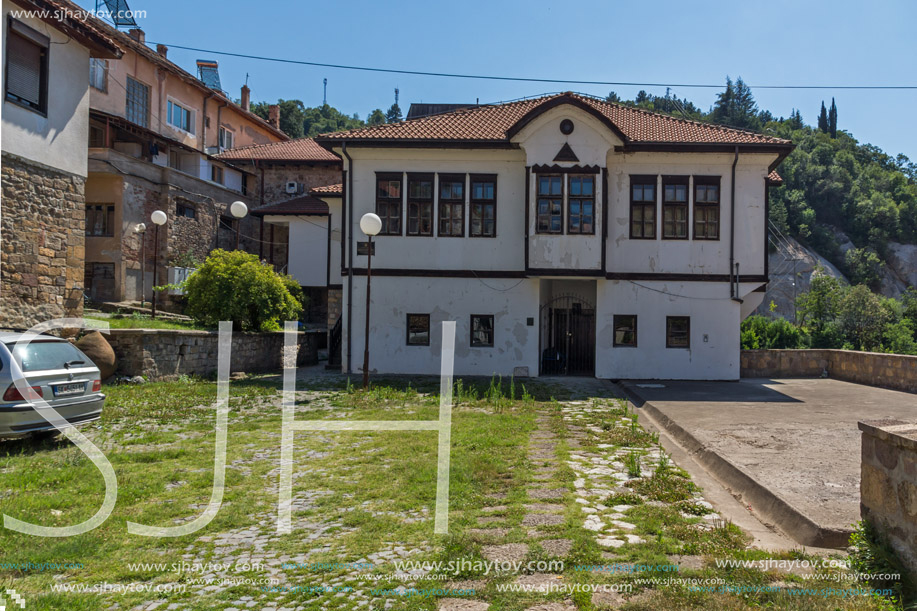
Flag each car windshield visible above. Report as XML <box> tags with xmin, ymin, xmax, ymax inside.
<box><xmin>5</xmin><ymin>340</ymin><xmax>88</xmax><ymax>372</ymax></box>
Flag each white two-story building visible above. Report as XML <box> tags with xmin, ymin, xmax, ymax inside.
<box><xmin>315</xmin><ymin>93</ymin><xmax>792</xmax><ymax>380</ymax></box>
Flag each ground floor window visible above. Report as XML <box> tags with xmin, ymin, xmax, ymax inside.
<box><xmin>613</xmin><ymin>315</ymin><xmax>637</xmax><ymax>347</ymax></box>
<box><xmin>470</xmin><ymin>314</ymin><xmax>494</xmax><ymax>347</ymax></box>
<box><xmin>666</xmin><ymin>316</ymin><xmax>690</xmax><ymax>348</ymax></box>
<box><xmin>86</xmin><ymin>203</ymin><xmax>115</xmax><ymax>237</ymax></box>
<box><xmin>406</xmin><ymin>313</ymin><xmax>430</xmax><ymax>345</ymax></box>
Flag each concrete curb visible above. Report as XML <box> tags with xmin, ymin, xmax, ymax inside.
<box><xmin>619</xmin><ymin>381</ymin><xmax>852</xmax><ymax>549</ymax></box>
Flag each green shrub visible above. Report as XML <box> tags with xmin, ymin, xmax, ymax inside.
<box><xmin>184</xmin><ymin>249</ymin><xmax>303</xmax><ymax>331</ymax></box>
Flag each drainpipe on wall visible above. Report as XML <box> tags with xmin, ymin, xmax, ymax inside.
<box><xmin>729</xmin><ymin>145</ymin><xmax>742</xmax><ymax>302</ymax></box>
<box><xmin>202</xmin><ymin>93</ymin><xmax>215</xmax><ymax>151</ymax></box>
<box><xmin>342</xmin><ymin>142</ymin><xmax>354</xmax><ymax>375</ymax></box>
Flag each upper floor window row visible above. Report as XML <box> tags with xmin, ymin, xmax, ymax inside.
<box><xmin>629</xmin><ymin>175</ymin><xmax>721</xmax><ymax>241</ymax></box>
<box><xmin>5</xmin><ymin>19</ymin><xmax>49</xmax><ymax>115</ymax></box>
<box><xmin>167</xmin><ymin>99</ymin><xmax>195</xmax><ymax>133</ymax></box>
<box><xmin>125</xmin><ymin>76</ymin><xmax>150</xmax><ymax>128</ymax></box>
<box><xmin>535</xmin><ymin>174</ymin><xmax>595</xmax><ymax>235</ymax></box>
<box><xmin>375</xmin><ymin>173</ymin><xmax>497</xmax><ymax>238</ymax></box>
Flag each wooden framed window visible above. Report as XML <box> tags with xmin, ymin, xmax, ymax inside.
<box><xmin>536</xmin><ymin>175</ymin><xmax>563</xmax><ymax>234</ymax></box>
<box><xmin>89</xmin><ymin>58</ymin><xmax>108</xmax><ymax>92</ymax></box>
<box><xmin>5</xmin><ymin>20</ymin><xmax>49</xmax><ymax>114</ymax></box>
<box><xmin>406</xmin><ymin>313</ymin><xmax>430</xmax><ymax>346</ymax></box>
<box><xmin>376</xmin><ymin>173</ymin><xmax>402</xmax><ymax>235</ymax></box>
<box><xmin>438</xmin><ymin>174</ymin><xmax>465</xmax><ymax>237</ymax></box>
<box><xmin>693</xmin><ymin>176</ymin><xmax>720</xmax><ymax>240</ymax></box>
<box><xmin>211</xmin><ymin>165</ymin><xmax>224</xmax><ymax>184</ymax></box>
<box><xmin>470</xmin><ymin>314</ymin><xmax>494</xmax><ymax>347</ymax></box>
<box><xmin>662</xmin><ymin>176</ymin><xmax>689</xmax><ymax>239</ymax></box>
<box><xmin>666</xmin><ymin>316</ymin><xmax>690</xmax><ymax>349</ymax></box>
<box><xmin>86</xmin><ymin>204</ymin><xmax>115</xmax><ymax>237</ymax></box>
<box><xmin>176</xmin><ymin>202</ymin><xmax>195</xmax><ymax>219</ymax></box>
<box><xmin>470</xmin><ymin>175</ymin><xmax>496</xmax><ymax>237</ymax></box>
<box><xmin>125</xmin><ymin>76</ymin><xmax>150</xmax><ymax>128</ymax></box>
<box><xmin>613</xmin><ymin>315</ymin><xmax>637</xmax><ymax>347</ymax></box>
<box><xmin>630</xmin><ymin>175</ymin><xmax>656</xmax><ymax>239</ymax></box>
<box><xmin>406</xmin><ymin>174</ymin><xmax>434</xmax><ymax>236</ymax></box>
<box><xmin>567</xmin><ymin>175</ymin><xmax>595</xmax><ymax>234</ymax></box>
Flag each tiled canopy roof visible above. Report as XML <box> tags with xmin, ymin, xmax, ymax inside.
<box><xmin>310</xmin><ymin>183</ymin><xmax>343</xmax><ymax>196</ymax></box>
<box><xmin>767</xmin><ymin>169</ymin><xmax>784</xmax><ymax>184</ymax></box>
<box><xmin>316</xmin><ymin>92</ymin><xmax>792</xmax><ymax>149</ymax></box>
<box><xmin>216</xmin><ymin>138</ymin><xmax>340</xmax><ymax>163</ymax></box>
<box><xmin>250</xmin><ymin>196</ymin><xmax>329</xmax><ymax>217</ymax></box>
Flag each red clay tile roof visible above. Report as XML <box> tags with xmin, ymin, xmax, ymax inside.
<box><xmin>11</xmin><ymin>0</ymin><xmax>122</xmax><ymax>58</ymax></box>
<box><xmin>310</xmin><ymin>183</ymin><xmax>343</xmax><ymax>196</ymax></box>
<box><xmin>250</xmin><ymin>196</ymin><xmax>329</xmax><ymax>217</ymax></box>
<box><xmin>315</xmin><ymin>92</ymin><xmax>792</xmax><ymax>149</ymax></box>
<box><xmin>767</xmin><ymin>170</ymin><xmax>784</xmax><ymax>184</ymax></box>
<box><xmin>216</xmin><ymin>138</ymin><xmax>340</xmax><ymax>163</ymax></box>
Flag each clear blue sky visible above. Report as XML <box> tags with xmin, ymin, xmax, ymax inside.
<box><xmin>81</xmin><ymin>0</ymin><xmax>917</xmax><ymax>160</ymax></box>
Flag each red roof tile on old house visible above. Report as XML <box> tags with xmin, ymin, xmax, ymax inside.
<box><xmin>249</xmin><ymin>195</ymin><xmax>329</xmax><ymax>217</ymax></box>
<box><xmin>215</xmin><ymin>138</ymin><xmax>340</xmax><ymax>163</ymax></box>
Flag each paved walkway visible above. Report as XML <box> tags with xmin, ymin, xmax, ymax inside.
<box><xmin>622</xmin><ymin>377</ymin><xmax>917</xmax><ymax>547</ymax></box>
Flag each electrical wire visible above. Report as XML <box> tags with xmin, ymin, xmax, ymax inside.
<box><xmin>145</xmin><ymin>40</ymin><xmax>917</xmax><ymax>91</ymax></box>
<box><xmin>626</xmin><ymin>280</ymin><xmax>737</xmax><ymax>301</ymax></box>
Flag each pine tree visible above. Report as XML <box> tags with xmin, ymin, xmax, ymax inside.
<box><xmin>710</xmin><ymin>77</ymin><xmax>735</xmax><ymax>126</ymax></box>
<box><xmin>818</xmin><ymin>101</ymin><xmax>829</xmax><ymax>133</ymax></box>
<box><xmin>385</xmin><ymin>103</ymin><xmax>403</xmax><ymax>123</ymax></box>
<box><xmin>828</xmin><ymin>98</ymin><xmax>838</xmax><ymax>138</ymax></box>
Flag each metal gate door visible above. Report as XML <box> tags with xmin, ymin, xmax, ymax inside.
<box><xmin>539</xmin><ymin>294</ymin><xmax>596</xmax><ymax>376</ymax></box>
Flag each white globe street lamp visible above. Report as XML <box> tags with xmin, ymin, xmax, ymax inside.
<box><xmin>230</xmin><ymin>201</ymin><xmax>248</xmax><ymax>249</ymax></box>
<box><xmin>360</xmin><ymin>213</ymin><xmax>382</xmax><ymax>388</ymax></box>
<box><xmin>150</xmin><ymin>210</ymin><xmax>167</xmax><ymax>318</ymax></box>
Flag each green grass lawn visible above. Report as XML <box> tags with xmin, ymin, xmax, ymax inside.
<box><xmin>0</xmin><ymin>376</ymin><xmax>907</xmax><ymax>610</ymax></box>
<box><xmin>85</xmin><ymin>314</ymin><xmax>213</xmax><ymax>331</ymax></box>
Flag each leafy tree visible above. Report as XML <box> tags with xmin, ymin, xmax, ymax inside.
<box><xmin>302</xmin><ymin>104</ymin><xmax>364</xmax><ymax>137</ymax></box>
<box><xmin>796</xmin><ymin>271</ymin><xmax>844</xmax><ymax>347</ymax></box>
<box><xmin>883</xmin><ymin>319</ymin><xmax>917</xmax><ymax>355</ymax></box>
<box><xmin>367</xmin><ymin>109</ymin><xmax>386</xmax><ymax>126</ymax></box>
<box><xmin>837</xmin><ymin>285</ymin><xmax>891</xmax><ymax>351</ymax></box>
<box><xmin>818</xmin><ymin>101</ymin><xmax>829</xmax><ymax>133</ymax></box>
<box><xmin>844</xmin><ymin>247</ymin><xmax>883</xmax><ymax>291</ymax></box>
<box><xmin>828</xmin><ymin>98</ymin><xmax>838</xmax><ymax>138</ymax></box>
<box><xmin>184</xmin><ymin>250</ymin><xmax>303</xmax><ymax>331</ymax></box>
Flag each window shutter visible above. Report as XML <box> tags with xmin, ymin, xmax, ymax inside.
<box><xmin>6</xmin><ymin>33</ymin><xmax>42</xmax><ymax>107</ymax></box>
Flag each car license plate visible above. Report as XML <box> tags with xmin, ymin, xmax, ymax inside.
<box><xmin>53</xmin><ymin>382</ymin><xmax>85</xmax><ymax>397</ymax></box>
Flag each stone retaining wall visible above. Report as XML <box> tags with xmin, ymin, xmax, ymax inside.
<box><xmin>741</xmin><ymin>350</ymin><xmax>917</xmax><ymax>394</ymax></box>
<box><xmin>859</xmin><ymin>420</ymin><xmax>917</xmax><ymax>579</ymax></box>
<box><xmin>105</xmin><ymin>328</ymin><xmax>321</xmax><ymax>380</ymax></box>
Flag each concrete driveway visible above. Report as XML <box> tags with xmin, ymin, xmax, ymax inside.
<box><xmin>621</xmin><ymin>378</ymin><xmax>916</xmax><ymax>548</ymax></box>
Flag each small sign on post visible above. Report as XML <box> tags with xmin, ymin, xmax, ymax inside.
<box><xmin>357</xmin><ymin>241</ymin><xmax>376</xmax><ymax>256</ymax></box>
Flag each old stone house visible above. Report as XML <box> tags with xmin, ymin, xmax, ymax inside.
<box><xmin>84</xmin><ymin>23</ymin><xmax>289</xmax><ymax>303</ymax></box>
<box><xmin>1</xmin><ymin>0</ymin><xmax>122</xmax><ymax>331</ymax></box>
<box><xmin>215</xmin><ymin>138</ymin><xmax>342</xmax><ymax>324</ymax></box>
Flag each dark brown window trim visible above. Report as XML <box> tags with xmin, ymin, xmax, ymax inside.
<box><xmin>629</xmin><ymin>174</ymin><xmax>657</xmax><ymax>240</ymax></box>
<box><xmin>437</xmin><ymin>173</ymin><xmax>465</xmax><ymax>238</ymax></box>
<box><xmin>406</xmin><ymin>313</ymin><xmax>430</xmax><ymax>346</ymax></box>
<box><xmin>469</xmin><ymin>174</ymin><xmax>497</xmax><ymax>238</ymax></box>
<box><xmin>566</xmin><ymin>174</ymin><xmax>596</xmax><ymax>235</ymax></box>
<box><xmin>662</xmin><ymin>175</ymin><xmax>689</xmax><ymax>241</ymax></box>
<box><xmin>375</xmin><ymin>172</ymin><xmax>403</xmax><ymax>236</ymax></box>
<box><xmin>612</xmin><ymin>314</ymin><xmax>637</xmax><ymax>347</ymax></box>
<box><xmin>470</xmin><ymin>314</ymin><xmax>494</xmax><ymax>348</ymax></box>
<box><xmin>692</xmin><ymin>175</ymin><xmax>721</xmax><ymax>241</ymax></box>
<box><xmin>535</xmin><ymin>173</ymin><xmax>564</xmax><ymax>235</ymax></box>
<box><xmin>666</xmin><ymin>316</ymin><xmax>691</xmax><ymax>349</ymax></box>
<box><xmin>531</xmin><ymin>164</ymin><xmax>600</xmax><ymax>174</ymax></box>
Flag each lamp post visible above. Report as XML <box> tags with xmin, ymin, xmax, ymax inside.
<box><xmin>359</xmin><ymin>213</ymin><xmax>382</xmax><ymax>389</ymax></box>
<box><xmin>135</xmin><ymin>223</ymin><xmax>147</xmax><ymax>308</ymax></box>
<box><xmin>230</xmin><ymin>201</ymin><xmax>248</xmax><ymax>250</ymax></box>
<box><xmin>150</xmin><ymin>210</ymin><xmax>167</xmax><ymax>318</ymax></box>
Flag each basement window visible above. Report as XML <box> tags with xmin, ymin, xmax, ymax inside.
<box><xmin>470</xmin><ymin>315</ymin><xmax>494</xmax><ymax>347</ymax></box>
<box><xmin>666</xmin><ymin>316</ymin><xmax>690</xmax><ymax>349</ymax></box>
<box><xmin>406</xmin><ymin>314</ymin><xmax>430</xmax><ymax>346</ymax></box>
<box><xmin>613</xmin><ymin>315</ymin><xmax>637</xmax><ymax>347</ymax></box>
<box><xmin>176</xmin><ymin>202</ymin><xmax>196</xmax><ymax>219</ymax></box>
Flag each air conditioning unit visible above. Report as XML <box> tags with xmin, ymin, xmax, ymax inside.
<box><xmin>285</xmin><ymin>181</ymin><xmax>303</xmax><ymax>194</ymax></box>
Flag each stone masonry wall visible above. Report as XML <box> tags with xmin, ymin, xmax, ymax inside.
<box><xmin>741</xmin><ymin>350</ymin><xmax>917</xmax><ymax>394</ymax></box>
<box><xmin>1</xmin><ymin>153</ymin><xmax>85</xmax><ymax>330</ymax></box>
<box><xmin>106</xmin><ymin>328</ymin><xmax>322</xmax><ymax>380</ymax></box>
<box><xmin>859</xmin><ymin>420</ymin><xmax>917</xmax><ymax>579</ymax></box>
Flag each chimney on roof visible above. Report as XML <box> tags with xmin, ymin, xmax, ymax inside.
<box><xmin>156</xmin><ymin>44</ymin><xmax>168</xmax><ymax>59</ymax></box>
<box><xmin>127</xmin><ymin>28</ymin><xmax>145</xmax><ymax>44</ymax></box>
<box><xmin>268</xmin><ymin>104</ymin><xmax>280</xmax><ymax>129</ymax></box>
<box><xmin>241</xmin><ymin>84</ymin><xmax>251</xmax><ymax>112</ymax></box>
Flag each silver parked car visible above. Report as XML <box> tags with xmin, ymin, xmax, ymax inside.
<box><xmin>0</xmin><ymin>333</ymin><xmax>105</xmax><ymax>439</ymax></box>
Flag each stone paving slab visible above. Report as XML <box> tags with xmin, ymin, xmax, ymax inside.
<box><xmin>481</xmin><ymin>543</ymin><xmax>529</xmax><ymax>564</ymax></box>
<box><xmin>438</xmin><ymin>599</ymin><xmax>490</xmax><ymax>611</ymax></box>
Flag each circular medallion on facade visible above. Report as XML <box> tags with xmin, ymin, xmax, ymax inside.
<box><xmin>560</xmin><ymin>119</ymin><xmax>574</xmax><ymax>135</ymax></box>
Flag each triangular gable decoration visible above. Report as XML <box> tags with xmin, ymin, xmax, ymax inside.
<box><xmin>553</xmin><ymin>142</ymin><xmax>579</xmax><ymax>162</ymax></box>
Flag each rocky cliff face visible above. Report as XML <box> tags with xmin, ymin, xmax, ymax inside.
<box><xmin>886</xmin><ymin>242</ymin><xmax>917</xmax><ymax>293</ymax></box>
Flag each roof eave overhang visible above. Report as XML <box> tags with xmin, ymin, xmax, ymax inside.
<box><xmin>616</xmin><ymin>142</ymin><xmax>794</xmax><ymax>155</ymax></box>
<box><xmin>10</xmin><ymin>0</ymin><xmax>122</xmax><ymax>58</ymax></box>
<box><xmin>251</xmin><ymin>210</ymin><xmax>330</xmax><ymax>218</ymax></box>
<box><xmin>314</xmin><ymin>138</ymin><xmax>517</xmax><ymax>150</ymax></box>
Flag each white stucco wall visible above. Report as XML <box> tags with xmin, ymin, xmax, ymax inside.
<box><xmin>264</xmin><ymin>215</ymin><xmax>328</xmax><ymax>287</ymax></box>
<box><xmin>1</xmin><ymin>1</ymin><xmax>92</xmax><ymax>176</ymax></box>
<box><xmin>325</xmin><ymin>197</ymin><xmax>343</xmax><ymax>286</ymax></box>
<box><xmin>344</xmin><ymin>277</ymin><xmax>540</xmax><ymax>377</ymax></box>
